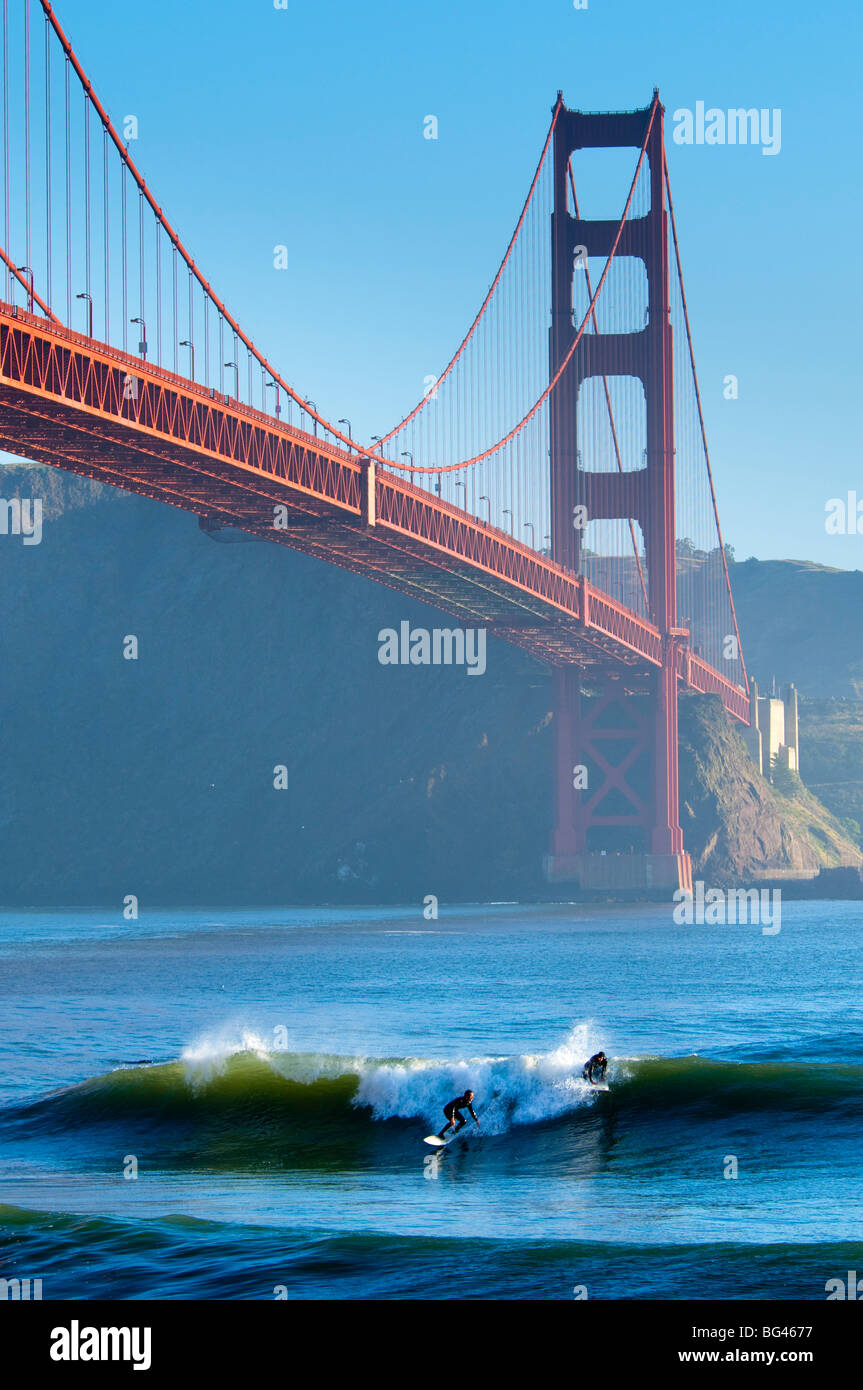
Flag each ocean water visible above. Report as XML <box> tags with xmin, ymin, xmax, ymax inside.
<box><xmin>1</xmin><ymin>901</ymin><xmax>862</xmax><ymax>1300</ymax></box>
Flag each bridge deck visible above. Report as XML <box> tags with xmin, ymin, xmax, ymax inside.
<box><xmin>0</xmin><ymin>305</ymin><xmax>748</xmax><ymax>719</ymax></box>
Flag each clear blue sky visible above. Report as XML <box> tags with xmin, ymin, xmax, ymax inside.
<box><xmin>18</xmin><ymin>0</ymin><xmax>863</xmax><ymax>567</ymax></box>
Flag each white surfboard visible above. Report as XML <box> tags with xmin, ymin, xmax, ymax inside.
<box><xmin>423</xmin><ymin>1127</ymin><xmax>476</xmax><ymax>1147</ymax></box>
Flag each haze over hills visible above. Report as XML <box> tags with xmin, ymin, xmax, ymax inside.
<box><xmin>726</xmin><ymin>557</ymin><xmax>863</xmax><ymax>844</ymax></box>
<box><xmin>729</xmin><ymin>556</ymin><xmax>863</xmax><ymax>700</ymax></box>
<box><xmin>1</xmin><ymin>462</ymin><xmax>860</xmax><ymax>904</ymax></box>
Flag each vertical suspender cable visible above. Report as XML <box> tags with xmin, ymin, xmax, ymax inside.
<box><xmin>137</xmin><ymin>186</ymin><xmax>143</xmax><ymax>343</ymax></box>
<box><xmin>64</xmin><ymin>53</ymin><xmax>70</xmax><ymax>325</ymax></box>
<box><xmin>121</xmin><ymin>162</ymin><xmax>127</xmax><ymax>350</ymax></box>
<box><xmin>508</xmin><ymin>216</ymin><xmax>516</xmax><ymax>532</ymax></box>
<box><xmin>103</xmin><ymin>126</ymin><xmax>109</xmax><ymax>340</ymax></box>
<box><xmin>24</xmin><ymin>0</ymin><xmax>31</xmax><ymax>294</ymax></box>
<box><xmin>155</xmin><ymin>217</ymin><xmax>161</xmax><ymax>364</ymax></box>
<box><xmin>2</xmin><ymin>0</ymin><xmax>9</xmax><ymax>300</ymax></box>
<box><xmin>172</xmin><ymin>244</ymin><xmax>178</xmax><ymax>374</ymax></box>
<box><xmin>83</xmin><ymin>89</ymin><xmax>90</xmax><ymax>306</ymax></box>
<box><xmin>44</xmin><ymin>12</ymin><xmax>51</xmax><ymax>310</ymax></box>
<box><xmin>186</xmin><ymin>264</ymin><xmax>192</xmax><ymax>377</ymax></box>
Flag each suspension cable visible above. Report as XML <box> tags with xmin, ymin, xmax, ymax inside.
<box><xmin>387</xmin><ymin>97</ymin><xmax>658</xmax><ymax>474</ymax></box>
<box><xmin>664</xmin><ymin>149</ymin><xmax>748</xmax><ymax>694</ymax></box>
<box><xmin>376</xmin><ymin>97</ymin><xmax>563</xmax><ymax>447</ymax></box>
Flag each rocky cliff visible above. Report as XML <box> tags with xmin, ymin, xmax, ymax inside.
<box><xmin>678</xmin><ymin>696</ymin><xmax>860</xmax><ymax>884</ymax></box>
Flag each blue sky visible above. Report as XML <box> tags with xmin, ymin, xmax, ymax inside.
<box><xmin>13</xmin><ymin>0</ymin><xmax>863</xmax><ymax>567</ymax></box>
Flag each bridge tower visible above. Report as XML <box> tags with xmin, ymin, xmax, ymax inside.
<box><xmin>545</xmin><ymin>93</ymin><xmax>692</xmax><ymax>897</ymax></box>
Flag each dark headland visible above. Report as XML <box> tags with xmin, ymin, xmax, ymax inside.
<box><xmin>2</xmin><ymin>463</ymin><xmax>861</xmax><ymax>905</ymax></box>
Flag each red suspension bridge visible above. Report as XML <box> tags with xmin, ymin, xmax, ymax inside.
<box><xmin>0</xmin><ymin>1</ymin><xmax>751</xmax><ymax>896</ymax></box>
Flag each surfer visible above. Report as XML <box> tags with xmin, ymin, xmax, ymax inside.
<box><xmin>438</xmin><ymin>1089</ymin><xmax>480</xmax><ymax>1139</ymax></box>
<box><xmin>582</xmin><ymin>1051</ymin><xmax>607</xmax><ymax>1085</ymax></box>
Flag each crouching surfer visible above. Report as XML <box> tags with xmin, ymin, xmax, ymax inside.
<box><xmin>438</xmin><ymin>1089</ymin><xmax>480</xmax><ymax>1139</ymax></box>
<box><xmin>582</xmin><ymin>1051</ymin><xmax>607</xmax><ymax>1085</ymax></box>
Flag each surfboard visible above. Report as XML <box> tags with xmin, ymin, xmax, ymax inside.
<box><xmin>423</xmin><ymin>1127</ymin><xmax>474</xmax><ymax>1148</ymax></box>
<box><xmin>590</xmin><ymin>1083</ymin><xmax>610</xmax><ymax>1092</ymax></box>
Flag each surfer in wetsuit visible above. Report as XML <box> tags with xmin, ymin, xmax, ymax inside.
<box><xmin>583</xmin><ymin>1051</ymin><xmax>607</xmax><ymax>1085</ymax></box>
<box><xmin>438</xmin><ymin>1089</ymin><xmax>480</xmax><ymax>1139</ymax></box>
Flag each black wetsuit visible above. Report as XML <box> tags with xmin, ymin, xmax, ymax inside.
<box><xmin>439</xmin><ymin>1093</ymin><xmax>478</xmax><ymax>1137</ymax></box>
<box><xmin>582</xmin><ymin>1053</ymin><xmax>607</xmax><ymax>1084</ymax></box>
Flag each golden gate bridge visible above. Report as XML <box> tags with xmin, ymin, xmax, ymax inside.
<box><xmin>0</xmin><ymin>0</ymin><xmax>750</xmax><ymax>895</ymax></box>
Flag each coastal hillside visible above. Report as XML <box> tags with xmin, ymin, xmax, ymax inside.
<box><xmin>678</xmin><ymin>696</ymin><xmax>860</xmax><ymax>884</ymax></box>
<box><xmin>798</xmin><ymin>698</ymin><xmax>863</xmax><ymax>846</ymax></box>
<box><xmin>728</xmin><ymin>556</ymin><xmax>863</xmax><ymax>850</ymax></box>
<box><xmin>729</xmin><ymin>556</ymin><xmax>863</xmax><ymax>700</ymax></box>
<box><xmin>1</xmin><ymin>461</ymin><xmax>859</xmax><ymax>903</ymax></box>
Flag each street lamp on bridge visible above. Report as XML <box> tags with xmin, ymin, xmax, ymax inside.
<box><xmin>267</xmin><ymin>380</ymin><xmax>281</xmax><ymax>418</ymax></box>
<box><xmin>400</xmin><ymin>450</ymin><xmax>414</xmax><ymax>486</ymax></box>
<box><xmin>130</xmin><ymin>317</ymin><xmax>147</xmax><ymax>358</ymax></box>
<box><xmin>16</xmin><ymin>265</ymin><xmax>33</xmax><ymax>312</ymax></box>
<box><xmin>524</xmin><ymin>521</ymin><xmax>535</xmax><ymax>546</ymax></box>
<box><xmin>305</xmin><ymin>399</ymin><xmax>318</xmax><ymax>437</ymax></box>
<box><xmin>338</xmin><ymin>419</ymin><xmax>353</xmax><ymax>449</ymax></box>
<box><xmin>180</xmin><ymin>339</ymin><xmax>195</xmax><ymax>380</ymax></box>
<box><xmin>479</xmin><ymin>494</ymin><xmax>491</xmax><ymax>523</ymax></box>
<box><xmin>76</xmin><ymin>292</ymin><xmax>93</xmax><ymax>338</ymax></box>
<box><xmin>224</xmin><ymin>360</ymin><xmax>239</xmax><ymax>399</ymax></box>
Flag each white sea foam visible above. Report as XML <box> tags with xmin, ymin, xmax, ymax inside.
<box><xmin>180</xmin><ymin>1028</ymin><xmax>275</xmax><ymax>1088</ymax></box>
<box><xmin>179</xmin><ymin>1023</ymin><xmax>608</xmax><ymax>1134</ymax></box>
<box><xmin>352</xmin><ymin>1023</ymin><xmax>607</xmax><ymax>1134</ymax></box>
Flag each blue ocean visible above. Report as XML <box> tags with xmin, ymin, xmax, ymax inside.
<box><xmin>1</xmin><ymin>901</ymin><xmax>862</xmax><ymax>1300</ymax></box>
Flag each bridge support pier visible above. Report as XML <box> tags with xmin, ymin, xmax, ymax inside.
<box><xmin>543</xmin><ymin>666</ymin><xmax>692</xmax><ymax>899</ymax></box>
